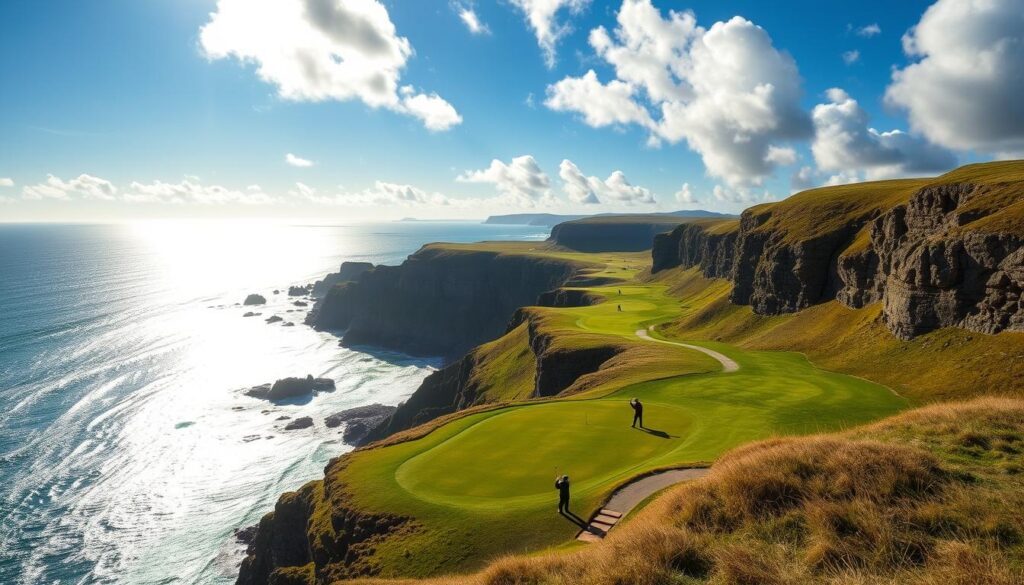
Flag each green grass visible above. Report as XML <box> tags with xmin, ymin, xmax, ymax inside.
<box><xmin>320</xmin><ymin>252</ymin><xmax>908</xmax><ymax>577</ymax></box>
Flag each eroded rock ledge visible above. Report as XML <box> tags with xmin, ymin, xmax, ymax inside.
<box><xmin>654</xmin><ymin>177</ymin><xmax>1024</xmax><ymax>339</ymax></box>
<box><xmin>306</xmin><ymin>246</ymin><xmax>580</xmax><ymax>359</ymax></box>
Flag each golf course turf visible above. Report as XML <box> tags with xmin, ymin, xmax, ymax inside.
<box><xmin>326</xmin><ymin>245</ymin><xmax>909</xmax><ymax>576</ymax></box>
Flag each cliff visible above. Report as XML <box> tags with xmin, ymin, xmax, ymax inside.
<box><xmin>311</xmin><ymin>261</ymin><xmax>373</xmax><ymax>297</ymax></box>
<box><xmin>306</xmin><ymin>244</ymin><xmax>584</xmax><ymax>358</ymax></box>
<box><xmin>653</xmin><ymin>161</ymin><xmax>1024</xmax><ymax>339</ymax></box>
<box><xmin>549</xmin><ymin>215</ymin><xmax>690</xmax><ymax>252</ymax></box>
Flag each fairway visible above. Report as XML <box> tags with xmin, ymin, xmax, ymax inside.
<box><xmin>329</xmin><ymin>246</ymin><xmax>910</xmax><ymax>576</ymax></box>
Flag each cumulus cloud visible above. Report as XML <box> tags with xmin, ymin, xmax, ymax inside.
<box><xmin>457</xmin><ymin>155</ymin><xmax>552</xmax><ymax>204</ymax></box>
<box><xmin>295</xmin><ymin>180</ymin><xmax>450</xmax><ymax>206</ymax></box>
<box><xmin>0</xmin><ymin>178</ymin><xmax>13</xmax><ymax>187</ymax></box>
<box><xmin>885</xmin><ymin>0</ymin><xmax>1024</xmax><ymax>156</ymax></box>
<box><xmin>545</xmin><ymin>1</ymin><xmax>810</xmax><ymax>187</ymax></box>
<box><xmin>454</xmin><ymin>2</ymin><xmax>489</xmax><ymax>35</ymax></box>
<box><xmin>711</xmin><ymin>184</ymin><xmax>775</xmax><ymax>205</ymax></box>
<box><xmin>545</xmin><ymin>70</ymin><xmax>654</xmax><ymax>128</ymax></box>
<box><xmin>398</xmin><ymin>86</ymin><xmax>464</xmax><ymax>131</ymax></box>
<box><xmin>23</xmin><ymin>174</ymin><xmax>118</xmax><ymax>201</ymax></box>
<box><xmin>285</xmin><ymin>153</ymin><xmax>315</xmax><ymax>167</ymax></box>
<box><xmin>674</xmin><ymin>182</ymin><xmax>697</xmax><ymax>203</ymax></box>
<box><xmin>123</xmin><ymin>179</ymin><xmax>278</xmax><ymax>205</ymax></box>
<box><xmin>558</xmin><ymin>159</ymin><xmax>655</xmax><ymax>205</ymax></box>
<box><xmin>812</xmin><ymin>88</ymin><xmax>956</xmax><ymax>180</ymax></box>
<box><xmin>509</xmin><ymin>0</ymin><xmax>590</xmax><ymax>68</ymax></box>
<box><xmin>856</xmin><ymin>23</ymin><xmax>881</xmax><ymax>37</ymax></box>
<box><xmin>200</xmin><ymin>0</ymin><xmax>461</xmax><ymax>131</ymax></box>
<box><xmin>842</xmin><ymin>50</ymin><xmax>860</xmax><ymax>65</ymax></box>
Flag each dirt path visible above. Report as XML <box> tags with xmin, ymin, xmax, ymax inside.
<box><xmin>577</xmin><ymin>468</ymin><xmax>710</xmax><ymax>542</ymax></box>
<box><xmin>635</xmin><ymin>328</ymin><xmax>740</xmax><ymax>373</ymax></box>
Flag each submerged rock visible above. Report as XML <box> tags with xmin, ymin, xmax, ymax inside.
<box><xmin>283</xmin><ymin>416</ymin><xmax>313</xmax><ymax>431</ymax></box>
<box><xmin>242</xmin><ymin>311</ymin><xmax>261</xmax><ymax>317</ymax></box>
<box><xmin>265</xmin><ymin>315</ymin><xmax>283</xmax><ymax>324</ymax></box>
<box><xmin>288</xmin><ymin>285</ymin><xmax>311</xmax><ymax>296</ymax></box>
<box><xmin>243</xmin><ymin>294</ymin><xmax>266</xmax><ymax>306</ymax></box>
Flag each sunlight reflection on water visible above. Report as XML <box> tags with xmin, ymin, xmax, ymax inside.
<box><xmin>0</xmin><ymin>221</ymin><xmax>547</xmax><ymax>584</ymax></box>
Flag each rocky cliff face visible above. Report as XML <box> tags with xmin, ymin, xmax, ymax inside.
<box><xmin>236</xmin><ymin>459</ymin><xmax>414</xmax><ymax>585</ymax></box>
<box><xmin>307</xmin><ymin>247</ymin><xmax>579</xmax><ymax>359</ymax></box>
<box><xmin>653</xmin><ymin>169</ymin><xmax>1024</xmax><ymax>339</ymax></box>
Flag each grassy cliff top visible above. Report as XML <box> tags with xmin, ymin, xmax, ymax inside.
<box><xmin>746</xmin><ymin>160</ymin><xmax>1024</xmax><ymax>244</ymax></box>
<box><xmin>560</xmin><ymin>214</ymin><xmax>692</xmax><ymax>226</ymax></box>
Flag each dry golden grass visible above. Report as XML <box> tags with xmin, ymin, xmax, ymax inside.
<box><xmin>346</xmin><ymin>398</ymin><xmax>1024</xmax><ymax>585</ymax></box>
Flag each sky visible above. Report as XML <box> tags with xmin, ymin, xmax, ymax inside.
<box><xmin>1</xmin><ymin>0</ymin><xmax>1022</xmax><ymax>222</ymax></box>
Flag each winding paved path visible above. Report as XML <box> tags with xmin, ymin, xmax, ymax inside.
<box><xmin>635</xmin><ymin>328</ymin><xmax>740</xmax><ymax>373</ymax></box>
<box><xmin>577</xmin><ymin>330</ymin><xmax>738</xmax><ymax>542</ymax></box>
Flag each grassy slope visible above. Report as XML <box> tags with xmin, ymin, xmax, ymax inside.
<box><xmin>657</xmin><ymin>268</ymin><xmax>1024</xmax><ymax>402</ymax></box>
<box><xmin>381</xmin><ymin>397</ymin><xmax>1023</xmax><ymax>585</ymax></box>
<box><xmin>317</xmin><ymin>248</ymin><xmax>905</xmax><ymax>578</ymax></box>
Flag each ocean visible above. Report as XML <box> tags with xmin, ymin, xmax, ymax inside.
<box><xmin>0</xmin><ymin>221</ymin><xmax>548</xmax><ymax>584</ymax></box>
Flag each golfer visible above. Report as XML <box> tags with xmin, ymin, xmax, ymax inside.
<box><xmin>555</xmin><ymin>475</ymin><xmax>570</xmax><ymax>513</ymax></box>
<box><xmin>630</xmin><ymin>398</ymin><xmax>643</xmax><ymax>428</ymax></box>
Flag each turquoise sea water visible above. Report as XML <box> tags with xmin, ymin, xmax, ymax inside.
<box><xmin>0</xmin><ymin>222</ymin><xmax>547</xmax><ymax>584</ymax></box>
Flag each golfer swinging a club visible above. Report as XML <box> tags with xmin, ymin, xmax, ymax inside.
<box><xmin>554</xmin><ymin>474</ymin><xmax>570</xmax><ymax>514</ymax></box>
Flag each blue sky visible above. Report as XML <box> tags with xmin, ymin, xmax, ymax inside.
<box><xmin>1</xmin><ymin>0</ymin><xmax>1021</xmax><ymax>221</ymax></box>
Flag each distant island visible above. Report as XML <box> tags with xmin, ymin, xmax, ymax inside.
<box><xmin>484</xmin><ymin>209</ymin><xmax>736</xmax><ymax>226</ymax></box>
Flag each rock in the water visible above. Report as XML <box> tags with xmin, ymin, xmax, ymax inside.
<box><xmin>243</xmin><ymin>294</ymin><xmax>266</xmax><ymax>306</ymax></box>
<box><xmin>324</xmin><ymin>403</ymin><xmax>397</xmax><ymax>445</ymax></box>
<box><xmin>288</xmin><ymin>285</ymin><xmax>311</xmax><ymax>296</ymax></box>
<box><xmin>246</xmin><ymin>375</ymin><xmax>335</xmax><ymax>401</ymax></box>
<box><xmin>283</xmin><ymin>416</ymin><xmax>313</xmax><ymax>430</ymax></box>
<box><xmin>293</xmin><ymin>300</ymin><xmax>308</xmax><ymax>307</ymax></box>
<box><xmin>242</xmin><ymin>311</ymin><xmax>262</xmax><ymax>317</ymax></box>
<box><xmin>244</xmin><ymin>383</ymin><xmax>273</xmax><ymax>399</ymax></box>
<box><xmin>283</xmin><ymin>322</ymin><xmax>295</xmax><ymax>327</ymax></box>
<box><xmin>265</xmin><ymin>315</ymin><xmax>283</xmax><ymax>324</ymax></box>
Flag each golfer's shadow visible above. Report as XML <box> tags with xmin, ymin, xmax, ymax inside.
<box><xmin>634</xmin><ymin>426</ymin><xmax>676</xmax><ymax>439</ymax></box>
<box><xmin>559</xmin><ymin>510</ymin><xmax>588</xmax><ymax>529</ymax></box>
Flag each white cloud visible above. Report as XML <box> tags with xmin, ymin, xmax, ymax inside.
<box><xmin>0</xmin><ymin>178</ymin><xmax>13</xmax><ymax>188</ymax></box>
<box><xmin>454</xmin><ymin>2</ymin><xmax>489</xmax><ymax>35</ymax></box>
<box><xmin>856</xmin><ymin>23</ymin><xmax>881</xmax><ymax>37</ymax></box>
<box><xmin>765</xmin><ymin>145</ymin><xmax>797</xmax><ymax>166</ymax></box>
<box><xmin>457</xmin><ymin>155</ymin><xmax>552</xmax><ymax>204</ymax></box>
<box><xmin>545</xmin><ymin>2</ymin><xmax>810</xmax><ymax>187</ymax></box>
<box><xmin>885</xmin><ymin>0</ymin><xmax>1024</xmax><ymax>156</ymax></box>
<box><xmin>285</xmin><ymin>153</ymin><xmax>314</xmax><ymax>167</ymax></box>
<box><xmin>124</xmin><ymin>179</ymin><xmax>278</xmax><ymax>205</ymax></box>
<box><xmin>812</xmin><ymin>87</ymin><xmax>956</xmax><ymax>180</ymax></box>
<box><xmin>674</xmin><ymin>182</ymin><xmax>697</xmax><ymax>203</ymax></box>
<box><xmin>509</xmin><ymin>0</ymin><xmax>590</xmax><ymax>68</ymax></box>
<box><xmin>545</xmin><ymin>70</ymin><xmax>654</xmax><ymax>129</ymax></box>
<box><xmin>296</xmin><ymin>180</ymin><xmax>451</xmax><ymax>206</ymax></box>
<box><xmin>711</xmin><ymin>184</ymin><xmax>773</xmax><ymax>205</ymax></box>
<box><xmin>842</xmin><ymin>49</ymin><xmax>860</xmax><ymax>65</ymax></box>
<box><xmin>398</xmin><ymin>86</ymin><xmax>464</xmax><ymax>131</ymax></box>
<box><xmin>23</xmin><ymin>174</ymin><xmax>118</xmax><ymax>201</ymax></box>
<box><xmin>200</xmin><ymin>0</ymin><xmax>461</xmax><ymax>131</ymax></box>
<box><xmin>558</xmin><ymin>159</ymin><xmax>655</xmax><ymax>205</ymax></box>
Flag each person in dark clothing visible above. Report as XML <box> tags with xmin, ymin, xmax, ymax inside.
<box><xmin>630</xmin><ymin>398</ymin><xmax>643</xmax><ymax>428</ymax></box>
<box><xmin>555</xmin><ymin>475</ymin><xmax>570</xmax><ymax>513</ymax></box>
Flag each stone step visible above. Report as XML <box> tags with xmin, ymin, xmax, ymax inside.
<box><xmin>599</xmin><ymin>508</ymin><xmax>622</xmax><ymax>518</ymax></box>
<box><xmin>593</xmin><ymin>514</ymin><xmax>620</xmax><ymax>526</ymax></box>
<box><xmin>576</xmin><ymin>530</ymin><xmax>603</xmax><ymax>543</ymax></box>
<box><xmin>589</xmin><ymin>520</ymin><xmax>614</xmax><ymax>533</ymax></box>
